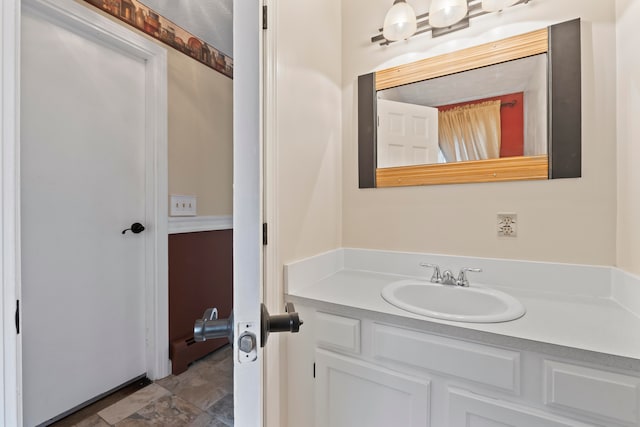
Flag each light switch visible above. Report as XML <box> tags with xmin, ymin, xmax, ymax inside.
<box><xmin>170</xmin><ymin>195</ymin><xmax>197</xmax><ymax>216</ymax></box>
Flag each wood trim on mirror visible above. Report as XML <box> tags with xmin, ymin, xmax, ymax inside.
<box><xmin>376</xmin><ymin>155</ymin><xmax>549</xmax><ymax>187</ymax></box>
<box><xmin>375</xmin><ymin>28</ymin><xmax>548</xmax><ymax>91</ymax></box>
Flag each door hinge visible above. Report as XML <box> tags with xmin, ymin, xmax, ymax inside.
<box><xmin>15</xmin><ymin>300</ymin><xmax>20</xmax><ymax>334</ymax></box>
<box><xmin>313</xmin><ymin>362</ymin><xmax>316</xmax><ymax>378</ymax></box>
<box><xmin>262</xmin><ymin>5</ymin><xmax>268</xmax><ymax>30</ymax></box>
<box><xmin>263</xmin><ymin>223</ymin><xmax>268</xmax><ymax>245</ymax></box>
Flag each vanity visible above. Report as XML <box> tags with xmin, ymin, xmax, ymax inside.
<box><xmin>285</xmin><ymin>249</ymin><xmax>640</xmax><ymax>427</ymax></box>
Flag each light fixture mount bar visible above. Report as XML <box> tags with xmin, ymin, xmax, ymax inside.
<box><xmin>372</xmin><ymin>0</ymin><xmax>532</xmax><ymax>45</ymax></box>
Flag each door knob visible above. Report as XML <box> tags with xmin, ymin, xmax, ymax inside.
<box><xmin>122</xmin><ymin>222</ymin><xmax>145</xmax><ymax>234</ymax></box>
<box><xmin>193</xmin><ymin>302</ymin><xmax>303</xmax><ymax>349</ymax></box>
<box><xmin>260</xmin><ymin>302</ymin><xmax>303</xmax><ymax>347</ymax></box>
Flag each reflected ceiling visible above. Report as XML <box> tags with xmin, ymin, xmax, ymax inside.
<box><xmin>379</xmin><ymin>54</ymin><xmax>546</xmax><ymax>106</ymax></box>
<box><xmin>140</xmin><ymin>0</ymin><xmax>233</xmax><ymax>57</ymax></box>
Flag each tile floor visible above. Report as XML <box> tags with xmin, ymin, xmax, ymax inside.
<box><xmin>60</xmin><ymin>346</ymin><xmax>233</xmax><ymax>427</ymax></box>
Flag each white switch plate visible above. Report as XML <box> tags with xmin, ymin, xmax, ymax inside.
<box><xmin>497</xmin><ymin>213</ymin><xmax>517</xmax><ymax>237</ymax></box>
<box><xmin>170</xmin><ymin>195</ymin><xmax>197</xmax><ymax>216</ymax></box>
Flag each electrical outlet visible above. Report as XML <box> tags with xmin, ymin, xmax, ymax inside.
<box><xmin>170</xmin><ymin>195</ymin><xmax>197</xmax><ymax>216</ymax></box>
<box><xmin>497</xmin><ymin>213</ymin><xmax>517</xmax><ymax>237</ymax></box>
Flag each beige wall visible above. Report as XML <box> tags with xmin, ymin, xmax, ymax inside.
<box><xmin>275</xmin><ymin>0</ymin><xmax>343</xmax><ymax>267</ymax></box>
<box><xmin>167</xmin><ymin>49</ymin><xmax>233</xmax><ymax>216</ymax></box>
<box><xmin>341</xmin><ymin>0</ymin><xmax>617</xmax><ymax>266</ymax></box>
<box><xmin>616</xmin><ymin>0</ymin><xmax>640</xmax><ymax>275</ymax></box>
<box><xmin>77</xmin><ymin>1</ymin><xmax>233</xmax><ymax>216</ymax></box>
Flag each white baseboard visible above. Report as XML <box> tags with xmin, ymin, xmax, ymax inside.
<box><xmin>168</xmin><ymin>215</ymin><xmax>233</xmax><ymax>234</ymax></box>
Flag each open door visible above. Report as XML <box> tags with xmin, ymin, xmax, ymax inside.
<box><xmin>377</xmin><ymin>98</ymin><xmax>441</xmax><ymax>168</ymax></box>
<box><xmin>191</xmin><ymin>2</ymin><xmax>302</xmax><ymax>426</ymax></box>
<box><xmin>231</xmin><ymin>1</ymin><xmax>263</xmax><ymax>424</ymax></box>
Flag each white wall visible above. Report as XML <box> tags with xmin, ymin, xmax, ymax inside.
<box><xmin>523</xmin><ymin>54</ymin><xmax>547</xmax><ymax>156</ymax></box>
<box><xmin>616</xmin><ymin>0</ymin><xmax>640</xmax><ymax>275</ymax></box>
<box><xmin>341</xmin><ymin>0</ymin><xmax>617</xmax><ymax>266</ymax></box>
<box><xmin>275</xmin><ymin>0</ymin><xmax>343</xmax><ymax>267</ymax></box>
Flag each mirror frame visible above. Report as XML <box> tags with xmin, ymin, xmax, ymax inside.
<box><xmin>358</xmin><ymin>19</ymin><xmax>581</xmax><ymax>188</ymax></box>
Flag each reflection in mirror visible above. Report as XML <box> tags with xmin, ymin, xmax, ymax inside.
<box><xmin>376</xmin><ymin>54</ymin><xmax>548</xmax><ymax>169</ymax></box>
<box><xmin>358</xmin><ymin>19</ymin><xmax>582</xmax><ymax>188</ymax></box>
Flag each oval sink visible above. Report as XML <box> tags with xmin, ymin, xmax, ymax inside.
<box><xmin>381</xmin><ymin>280</ymin><xmax>525</xmax><ymax>323</ymax></box>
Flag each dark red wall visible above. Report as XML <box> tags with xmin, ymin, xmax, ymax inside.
<box><xmin>437</xmin><ymin>92</ymin><xmax>524</xmax><ymax>158</ymax></box>
<box><xmin>168</xmin><ymin>229</ymin><xmax>233</xmax><ymax>374</ymax></box>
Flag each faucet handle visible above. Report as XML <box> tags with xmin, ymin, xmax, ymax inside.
<box><xmin>419</xmin><ymin>263</ymin><xmax>442</xmax><ymax>283</ymax></box>
<box><xmin>457</xmin><ymin>267</ymin><xmax>482</xmax><ymax>287</ymax></box>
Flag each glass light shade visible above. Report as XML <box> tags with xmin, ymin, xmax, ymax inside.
<box><xmin>429</xmin><ymin>0</ymin><xmax>468</xmax><ymax>28</ymax></box>
<box><xmin>383</xmin><ymin>0</ymin><xmax>418</xmax><ymax>41</ymax></box>
<box><xmin>481</xmin><ymin>0</ymin><xmax>519</xmax><ymax>12</ymax></box>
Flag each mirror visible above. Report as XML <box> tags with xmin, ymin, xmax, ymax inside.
<box><xmin>358</xmin><ymin>19</ymin><xmax>581</xmax><ymax>188</ymax></box>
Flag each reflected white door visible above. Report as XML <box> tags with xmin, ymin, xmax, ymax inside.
<box><xmin>21</xmin><ymin>9</ymin><xmax>147</xmax><ymax>426</ymax></box>
<box><xmin>377</xmin><ymin>99</ymin><xmax>440</xmax><ymax>168</ymax></box>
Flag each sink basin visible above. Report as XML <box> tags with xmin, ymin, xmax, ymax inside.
<box><xmin>381</xmin><ymin>280</ymin><xmax>525</xmax><ymax>323</ymax></box>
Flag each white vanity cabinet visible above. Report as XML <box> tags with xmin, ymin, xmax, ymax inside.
<box><xmin>287</xmin><ymin>305</ymin><xmax>640</xmax><ymax>427</ymax></box>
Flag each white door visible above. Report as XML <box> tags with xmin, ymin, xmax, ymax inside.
<box><xmin>377</xmin><ymin>99</ymin><xmax>440</xmax><ymax>168</ymax></box>
<box><xmin>21</xmin><ymin>9</ymin><xmax>148</xmax><ymax>426</ymax></box>
<box><xmin>233</xmin><ymin>0</ymin><xmax>263</xmax><ymax>425</ymax></box>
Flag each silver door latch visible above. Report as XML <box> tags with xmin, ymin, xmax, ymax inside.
<box><xmin>193</xmin><ymin>302</ymin><xmax>304</xmax><ymax>363</ymax></box>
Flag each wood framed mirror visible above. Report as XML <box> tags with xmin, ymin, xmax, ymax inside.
<box><xmin>358</xmin><ymin>19</ymin><xmax>581</xmax><ymax>188</ymax></box>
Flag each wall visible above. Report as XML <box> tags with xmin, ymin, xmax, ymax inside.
<box><xmin>342</xmin><ymin>0</ymin><xmax>617</xmax><ymax>265</ymax></box>
<box><xmin>77</xmin><ymin>1</ymin><xmax>233</xmax><ymax>216</ymax></box>
<box><xmin>275</xmin><ymin>0</ymin><xmax>343</xmax><ymax>268</ymax></box>
<box><xmin>524</xmin><ymin>53</ymin><xmax>547</xmax><ymax>156</ymax></box>
<box><xmin>616</xmin><ymin>0</ymin><xmax>640</xmax><ymax>275</ymax></box>
<box><xmin>168</xmin><ymin>48</ymin><xmax>233</xmax><ymax>216</ymax></box>
<box><xmin>168</xmin><ymin>230</ymin><xmax>232</xmax><ymax>375</ymax></box>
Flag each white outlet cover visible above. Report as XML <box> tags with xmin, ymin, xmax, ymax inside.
<box><xmin>497</xmin><ymin>213</ymin><xmax>517</xmax><ymax>237</ymax></box>
<box><xmin>170</xmin><ymin>195</ymin><xmax>197</xmax><ymax>217</ymax></box>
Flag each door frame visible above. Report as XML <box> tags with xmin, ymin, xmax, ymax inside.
<box><xmin>1</xmin><ymin>0</ymin><xmax>22</xmax><ymax>423</ymax></box>
<box><xmin>261</xmin><ymin>0</ymin><xmax>285</xmax><ymax>425</ymax></box>
<box><xmin>2</xmin><ymin>0</ymin><xmax>169</xmax><ymax>422</ymax></box>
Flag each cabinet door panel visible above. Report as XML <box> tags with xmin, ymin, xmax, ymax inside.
<box><xmin>449</xmin><ymin>388</ymin><xmax>595</xmax><ymax>427</ymax></box>
<box><xmin>544</xmin><ymin>360</ymin><xmax>640</xmax><ymax>426</ymax></box>
<box><xmin>373</xmin><ymin>323</ymin><xmax>520</xmax><ymax>393</ymax></box>
<box><xmin>315</xmin><ymin>349</ymin><xmax>431</xmax><ymax>427</ymax></box>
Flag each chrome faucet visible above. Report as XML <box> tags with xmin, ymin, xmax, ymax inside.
<box><xmin>419</xmin><ymin>263</ymin><xmax>482</xmax><ymax>287</ymax></box>
<box><xmin>419</xmin><ymin>263</ymin><xmax>441</xmax><ymax>283</ymax></box>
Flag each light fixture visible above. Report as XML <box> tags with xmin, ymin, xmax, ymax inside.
<box><xmin>429</xmin><ymin>0</ymin><xmax>468</xmax><ymax>28</ymax></box>
<box><xmin>481</xmin><ymin>0</ymin><xmax>519</xmax><ymax>12</ymax></box>
<box><xmin>372</xmin><ymin>0</ymin><xmax>532</xmax><ymax>45</ymax></box>
<box><xmin>382</xmin><ymin>0</ymin><xmax>418</xmax><ymax>41</ymax></box>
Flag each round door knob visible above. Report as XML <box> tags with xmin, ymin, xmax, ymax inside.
<box><xmin>122</xmin><ymin>223</ymin><xmax>145</xmax><ymax>234</ymax></box>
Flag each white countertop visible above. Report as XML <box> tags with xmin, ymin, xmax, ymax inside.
<box><xmin>287</xmin><ymin>265</ymin><xmax>640</xmax><ymax>366</ymax></box>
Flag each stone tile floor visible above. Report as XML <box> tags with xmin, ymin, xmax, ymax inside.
<box><xmin>62</xmin><ymin>346</ymin><xmax>233</xmax><ymax>427</ymax></box>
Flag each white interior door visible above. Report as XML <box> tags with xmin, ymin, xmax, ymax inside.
<box><xmin>21</xmin><ymin>8</ymin><xmax>148</xmax><ymax>426</ymax></box>
<box><xmin>377</xmin><ymin>99</ymin><xmax>440</xmax><ymax>168</ymax></box>
<box><xmin>233</xmin><ymin>0</ymin><xmax>263</xmax><ymax>425</ymax></box>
